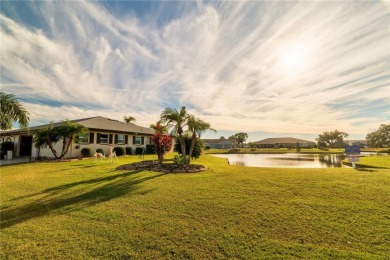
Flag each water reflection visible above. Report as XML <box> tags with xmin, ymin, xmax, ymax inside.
<box><xmin>211</xmin><ymin>154</ymin><xmax>346</xmax><ymax>168</ymax></box>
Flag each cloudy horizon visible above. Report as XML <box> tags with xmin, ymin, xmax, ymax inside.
<box><xmin>1</xmin><ymin>1</ymin><xmax>389</xmax><ymax>142</ymax></box>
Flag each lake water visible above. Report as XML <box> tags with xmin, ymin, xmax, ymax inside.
<box><xmin>211</xmin><ymin>153</ymin><xmax>347</xmax><ymax>168</ymax></box>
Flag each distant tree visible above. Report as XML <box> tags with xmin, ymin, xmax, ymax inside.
<box><xmin>220</xmin><ymin>136</ymin><xmax>225</xmax><ymax>140</ymax></box>
<box><xmin>316</xmin><ymin>130</ymin><xmax>348</xmax><ymax>148</ymax></box>
<box><xmin>228</xmin><ymin>135</ymin><xmax>235</xmax><ymax>140</ymax></box>
<box><xmin>0</xmin><ymin>91</ymin><xmax>30</xmax><ymax>130</ymax></box>
<box><xmin>248</xmin><ymin>142</ymin><xmax>257</xmax><ymax>148</ymax></box>
<box><xmin>366</xmin><ymin>124</ymin><xmax>390</xmax><ymax>148</ymax></box>
<box><xmin>231</xmin><ymin>132</ymin><xmax>248</xmax><ymax>148</ymax></box>
<box><xmin>123</xmin><ymin>116</ymin><xmax>136</xmax><ymax>123</ymax></box>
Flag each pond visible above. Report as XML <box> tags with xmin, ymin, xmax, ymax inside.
<box><xmin>211</xmin><ymin>153</ymin><xmax>347</xmax><ymax>168</ymax></box>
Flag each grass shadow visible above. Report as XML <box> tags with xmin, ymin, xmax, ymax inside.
<box><xmin>354</xmin><ymin>168</ymin><xmax>378</xmax><ymax>172</ymax></box>
<box><xmin>1</xmin><ymin>170</ymin><xmax>166</xmax><ymax>228</ymax></box>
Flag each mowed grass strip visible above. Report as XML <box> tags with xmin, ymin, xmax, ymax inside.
<box><xmin>1</xmin><ymin>154</ymin><xmax>389</xmax><ymax>259</ymax></box>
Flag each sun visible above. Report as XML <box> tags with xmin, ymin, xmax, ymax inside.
<box><xmin>280</xmin><ymin>47</ymin><xmax>307</xmax><ymax>73</ymax></box>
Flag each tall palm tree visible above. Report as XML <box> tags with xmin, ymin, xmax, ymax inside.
<box><xmin>150</xmin><ymin>122</ymin><xmax>168</xmax><ymax>134</ymax></box>
<box><xmin>187</xmin><ymin>115</ymin><xmax>216</xmax><ymax>161</ymax></box>
<box><xmin>159</xmin><ymin>106</ymin><xmax>189</xmax><ymax>157</ymax></box>
<box><xmin>0</xmin><ymin>91</ymin><xmax>29</xmax><ymax>130</ymax></box>
<box><xmin>123</xmin><ymin>116</ymin><xmax>136</xmax><ymax>124</ymax></box>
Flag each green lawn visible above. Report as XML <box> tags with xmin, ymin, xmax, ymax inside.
<box><xmin>1</xmin><ymin>154</ymin><xmax>390</xmax><ymax>259</ymax></box>
<box><xmin>344</xmin><ymin>155</ymin><xmax>390</xmax><ymax>169</ymax></box>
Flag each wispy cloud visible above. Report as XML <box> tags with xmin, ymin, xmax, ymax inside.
<box><xmin>1</xmin><ymin>1</ymin><xmax>389</xmax><ymax>139</ymax></box>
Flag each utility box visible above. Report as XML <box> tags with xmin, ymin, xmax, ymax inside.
<box><xmin>7</xmin><ymin>151</ymin><xmax>12</xmax><ymax>160</ymax></box>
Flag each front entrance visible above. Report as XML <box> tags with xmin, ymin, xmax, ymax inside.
<box><xmin>20</xmin><ymin>136</ymin><xmax>32</xmax><ymax>156</ymax></box>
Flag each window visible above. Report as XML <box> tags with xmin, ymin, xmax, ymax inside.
<box><xmin>78</xmin><ymin>133</ymin><xmax>89</xmax><ymax>144</ymax></box>
<box><xmin>117</xmin><ymin>134</ymin><xmax>125</xmax><ymax>145</ymax></box>
<box><xmin>100</xmin><ymin>134</ymin><xmax>109</xmax><ymax>144</ymax></box>
<box><xmin>134</xmin><ymin>136</ymin><xmax>142</xmax><ymax>145</ymax></box>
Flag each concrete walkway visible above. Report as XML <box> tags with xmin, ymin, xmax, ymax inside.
<box><xmin>0</xmin><ymin>156</ymin><xmax>36</xmax><ymax>166</ymax></box>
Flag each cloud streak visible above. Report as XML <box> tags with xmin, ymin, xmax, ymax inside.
<box><xmin>1</xmin><ymin>1</ymin><xmax>389</xmax><ymax>139</ymax></box>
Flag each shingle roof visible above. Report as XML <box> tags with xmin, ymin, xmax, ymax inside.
<box><xmin>0</xmin><ymin>116</ymin><xmax>154</xmax><ymax>136</ymax></box>
<box><xmin>256</xmin><ymin>137</ymin><xmax>315</xmax><ymax>144</ymax></box>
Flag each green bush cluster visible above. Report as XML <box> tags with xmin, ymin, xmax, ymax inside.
<box><xmin>135</xmin><ymin>147</ymin><xmax>143</xmax><ymax>155</ymax></box>
<box><xmin>173</xmin><ymin>154</ymin><xmax>189</xmax><ymax>166</ymax></box>
<box><xmin>125</xmin><ymin>147</ymin><xmax>132</xmax><ymax>155</ymax></box>
<box><xmin>96</xmin><ymin>148</ymin><xmax>104</xmax><ymax>155</ymax></box>
<box><xmin>145</xmin><ymin>144</ymin><xmax>156</xmax><ymax>154</ymax></box>
<box><xmin>81</xmin><ymin>148</ymin><xmax>92</xmax><ymax>157</ymax></box>
<box><xmin>113</xmin><ymin>147</ymin><xmax>125</xmax><ymax>156</ymax></box>
<box><xmin>204</xmin><ymin>146</ymin><xmax>210</xmax><ymax>150</ymax></box>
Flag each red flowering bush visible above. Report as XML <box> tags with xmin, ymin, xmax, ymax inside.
<box><xmin>152</xmin><ymin>133</ymin><xmax>172</xmax><ymax>164</ymax></box>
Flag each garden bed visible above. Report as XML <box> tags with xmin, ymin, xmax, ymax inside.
<box><xmin>116</xmin><ymin>160</ymin><xmax>208</xmax><ymax>173</ymax></box>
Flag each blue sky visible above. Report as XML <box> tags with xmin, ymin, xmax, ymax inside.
<box><xmin>1</xmin><ymin>0</ymin><xmax>389</xmax><ymax>142</ymax></box>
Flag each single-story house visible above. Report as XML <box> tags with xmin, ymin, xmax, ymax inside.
<box><xmin>255</xmin><ymin>137</ymin><xmax>315</xmax><ymax>148</ymax></box>
<box><xmin>0</xmin><ymin>116</ymin><xmax>154</xmax><ymax>159</ymax></box>
<box><xmin>202</xmin><ymin>139</ymin><xmax>238</xmax><ymax>149</ymax></box>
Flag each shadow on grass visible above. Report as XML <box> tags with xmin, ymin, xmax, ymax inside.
<box><xmin>1</xmin><ymin>170</ymin><xmax>166</xmax><ymax>228</ymax></box>
<box><xmin>354</xmin><ymin>168</ymin><xmax>378</xmax><ymax>172</ymax></box>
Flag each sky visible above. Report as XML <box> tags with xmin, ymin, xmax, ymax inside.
<box><xmin>1</xmin><ymin>0</ymin><xmax>389</xmax><ymax>142</ymax></box>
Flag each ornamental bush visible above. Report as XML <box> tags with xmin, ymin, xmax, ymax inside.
<box><xmin>125</xmin><ymin>147</ymin><xmax>132</xmax><ymax>155</ymax></box>
<box><xmin>174</xmin><ymin>135</ymin><xmax>203</xmax><ymax>160</ymax></box>
<box><xmin>135</xmin><ymin>147</ymin><xmax>143</xmax><ymax>155</ymax></box>
<box><xmin>145</xmin><ymin>144</ymin><xmax>156</xmax><ymax>154</ymax></box>
<box><xmin>113</xmin><ymin>147</ymin><xmax>125</xmax><ymax>156</ymax></box>
<box><xmin>96</xmin><ymin>148</ymin><xmax>104</xmax><ymax>155</ymax></box>
<box><xmin>81</xmin><ymin>148</ymin><xmax>92</xmax><ymax>157</ymax></box>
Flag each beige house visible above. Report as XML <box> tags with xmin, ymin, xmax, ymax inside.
<box><xmin>255</xmin><ymin>137</ymin><xmax>315</xmax><ymax>148</ymax></box>
<box><xmin>0</xmin><ymin>116</ymin><xmax>154</xmax><ymax>159</ymax></box>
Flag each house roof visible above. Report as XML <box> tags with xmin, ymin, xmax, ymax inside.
<box><xmin>202</xmin><ymin>139</ymin><xmax>238</xmax><ymax>144</ymax></box>
<box><xmin>0</xmin><ymin>116</ymin><xmax>154</xmax><ymax>136</ymax></box>
<box><xmin>256</xmin><ymin>137</ymin><xmax>315</xmax><ymax>144</ymax></box>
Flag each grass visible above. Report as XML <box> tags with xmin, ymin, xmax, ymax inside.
<box><xmin>1</xmin><ymin>154</ymin><xmax>390</xmax><ymax>259</ymax></box>
<box><xmin>343</xmin><ymin>155</ymin><xmax>390</xmax><ymax>169</ymax></box>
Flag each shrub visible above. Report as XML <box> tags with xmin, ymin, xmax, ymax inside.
<box><xmin>125</xmin><ymin>147</ymin><xmax>132</xmax><ymax>155</ymax></box>
<box><xmin>173</xmin><ymin>154</ymin><xmax>189</xmax><ymax>166</ymax></box>
<box><xmin>81</xmin><ymin>148</ymin><xmax>92</xmax><ymax>157</ymax></box>
<box><xmin>113</xmin><ymin>147</ymin><xmax>125</xmax><ymax>156</ymax></box>
<box><xmin>174</xmin><ymin>135</ymin><xmax>203</xmax><ymax>160</ymax></box>
<box><xmin>204</xmin><ymin>146</ymin><xmax>210</xmax><ymax>150</ymax></box>
<box><xmin>1</xmin><ymin>141</ymin><xmax>14</xmax><ymax>152</ymax></box>
<box><xmin>96</xmin><ymin>148</ymin><xmax>104</xmax><ymax>155</ymax></box>
<box><xmin>145</xmin><ymin>144</ymin><xmax>156</xmax><ymax>154</ymax></box>
<box><xmin>135</xmin><ymin>147</ymin><xmax>143</xmax><ymax>155</ymax></box>
<box><xmin>227</xmin><ymin>148</ymin><xmax>240</xmax><ymax>154</ymax></box>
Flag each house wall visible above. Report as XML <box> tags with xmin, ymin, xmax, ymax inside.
<box><xmin>38</xmin><ymin>131</ymin><xmax>152</xmax><ymax>158</ymax></box>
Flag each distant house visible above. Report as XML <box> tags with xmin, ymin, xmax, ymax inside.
<box><xmin>0</xmin><ymin>116</ymin><xmax>154</xmax><ymax>158</ymax></box>
<box><xmin>202</xmin><ymin>139</ymin><xmax>238</xmax><ymax>149</ymax></box>
<box><xmin>255</xmin><ymin>137</ymin><xmax>315</xmax><ymax>148</ymax></box>
<box><xmin>343</xmin><ymin>140</ymin><xmax>368</xmax><ymax>148</ymax></box>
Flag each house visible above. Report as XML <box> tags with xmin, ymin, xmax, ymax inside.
<box><xmin>202</xmin><ymin>139</ymin><xmax>238</xmax><ymax>149</ymax></box>
<box><xmin>255</xmin><ymin>137</ymin><xmax>315</xmax><ymax>148</ymax></box>
<box><xmin>0</xmin><ymin>116</ymin><xmax>154</xmax><ymax>159</ymax></box>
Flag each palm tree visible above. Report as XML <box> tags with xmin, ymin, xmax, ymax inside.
<box><xmin>57</xmin><ymin>121</ymin><xmax>88</xmax><ymax>158</ymax></box>
<box><xmin>0</xmin><ymin>91</ymin><xmax>29</xmax><ymax>130</ymax></box>
<box><xmin>187</xmin><ymin>115</ymin><xmax>216</xmax><ymax>161</ymax></box>
<box><xmin>123</xmin><ymin>116</ymin><xmax>136</xmax><ymax>123</ymax></box>
<box><xmin>34</xmin><ymin>123</ymin><xmax>61</xmax><ymax>158</ymax></box>
<box><xmin>159</xmin><ymin>106</ymin><xmax>189</xmax><ymax>157</ymax></box>
<box><xmin>150</xmin><ymin>122</ymin><xmax>168</xmax><ymax>134</ymax></box>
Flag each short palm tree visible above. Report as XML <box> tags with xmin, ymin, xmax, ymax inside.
<box><xmin>159</xmin><ymin>106</ymin><xmax>189</xmax><ymax>157</ymax></box>
<box><xmin>150</xmin><ymin>122</ymin><xmax>168</xmax><ymax>134</ymax></box>
<box><xmin>0</xmin><ymin>91</ymin><xmax>29</xmax><ymax>130</ymax></box>
<box><xmin>187</xmin><ymin>115</ymin><xmax>216</xmax><ymax>161</ymax></box>
<box><xmin>123</xmin><ymin>116</ymin><xmax>136</xmax><ymax>124</ymax></box>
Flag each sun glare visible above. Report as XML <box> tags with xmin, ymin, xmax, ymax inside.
<box><xmin>281</xmin><ymin>47</ymin><xmax>307</xmax><ymax>73</ymax></box>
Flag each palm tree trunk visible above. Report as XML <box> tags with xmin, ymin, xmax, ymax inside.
<box><xmin>47</xmin><ymin>142</ymin><xmax>59</xmax><ymax>159</ymax></box>
<box><xmin>188</xmin><ymin>132</ymin><xmax>196</xmax><ymax>163</ymax></box>
<box><xmin>61</xmin><ymin>136</ymin><xmax>73</xmax><ymax>159</ymax></box>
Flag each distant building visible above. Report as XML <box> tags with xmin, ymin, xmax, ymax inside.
<box><xmin>255</xmin><ymin>137</ymin><xmax>315</xmax><ymax>148</ymax></box>
<box><xmin>202</xmin><ymin>139</ymin><xmax>238</xmax><ymax>149</ymax></box>
<box><xmin>0</xmin><ymin>116</ymin><xmax>153</xmax><ymax>159</ymax></box>
<box><xmin>343</xmin><ymin>140</ymin><xmax>368</xmax><ymax>148</ymax></box>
